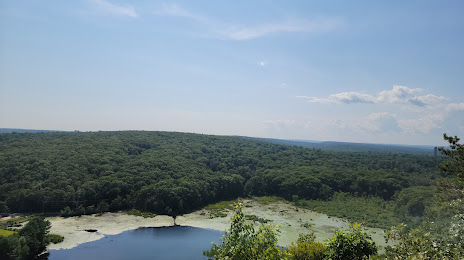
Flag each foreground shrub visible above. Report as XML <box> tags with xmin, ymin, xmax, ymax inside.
<box><xmin>326</xmin><ymin>223</ymin><xmax>377</xmax><ymax>260</ymax></box>
<box><xmin>286</xmin><ymin>233</ymin><xmax>326</xmax><ymax>260</ymax></box>
<box><xmin>204</xmin><ymin>203</ymin><xmax>285</xmax><ymax>260</ymax></box>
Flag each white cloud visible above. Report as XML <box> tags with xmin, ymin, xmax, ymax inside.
<box><xmin>299</xmin><ymin>86</ymin><xmax>464</xmax><ymax>136</ymax></box>
<box><xmin>331</xmin><ymin>92</ymin><xmax>377</xmax><ymax>104</ymax></box>
<box><xmin>409</xmin><ymin>94</ymin><xmax>447</xmax><ymax>107</ymax></box>
<box><xmin>296</xmin><ymin>96</ymin><xmax>333</xmax><ymax>104</ymax></box>
<box><xmin>258</xmin><ymin>61</ymin><xmax>265</xmax><ymax>67</ymax></box>
<box><xmin>377</xmin><ymin>85</ymin><xmax>420</xmax><ymax>104</ymax></box>
<box><xmin>299</xmin><ymin>85</ymin><xmax>447</xmax><ymax>107</ymax></box>
<box><xmin>447</xmin><ymin>103</ymin><xmax>464</xmax><ymax>111</ymax></box>
<box><xmin>90</xmin><ymin>0</ymin><xmax>137</xmax><ymax>18</ymax></box>
<box><xmin>154</xmin><ymin>3</ymin><xmax>206</xmax><ymax>21</ymax></box>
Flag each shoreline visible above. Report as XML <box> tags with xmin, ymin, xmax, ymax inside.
<box><xmin>47</xmin><ymin>200</ymin><xmax>389</xmax><ymax>251</ymax></box>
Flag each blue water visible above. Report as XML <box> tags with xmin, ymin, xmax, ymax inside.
<box><xmin>48</xmin><ymin>226</ymin><xmax>222</xmax><ymax>260</ymax></box>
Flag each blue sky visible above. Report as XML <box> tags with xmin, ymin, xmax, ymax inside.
<box><xmin>1</xmin><ymin>0</ymin><xmax>463</xmax><ymax>145</ymax></box>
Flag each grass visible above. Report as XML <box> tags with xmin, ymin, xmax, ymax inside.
<box><xmin>0</xmin><ymin>216</ymin><xmax>28</xmax><ymax>224</ymax></box>
<box><xmin>300</xmin><ymin>222</ymin><xmax>314</xmax><ymax>229</ymax></box>
<box><xmin>47</xmin><ymin>234</ymin><xmax>64</xmax><ymax>244</ymax></box>
<box><xmin>203</xmin><ymin>197</ymin><xmax>284</xmax><ymax>219</ymax></box>
<box><xmin>204</xmin><ymin>200</ymin><xmax>235</xmax><ymax>211</ymax></box>
<box><xmin>125</xmin><ymin>209</ymin><xmax>157</xmax><ymax>218</ymax></box>
<box><xmin>0</xmin><ymin>216</ymin><xmax>29</xmax><ymax>230</ymax></box>
<box><xmin>204</xmin><ymin>200</ymin><xmax>236</xmax><ymax>218</ymax></box>
<box><xmin>0</xmin><ymin>229</ymin><xmax>14</xmax><ymax>237</ymax></box>
<box><xmin>210</xmin><ymin>211</ymin><xmax>228</xmax><ymax>218</ymax></box>
<box><xmin>253</xmin><ymin>196</ymin><xmax>283</xmax><ymax>205</ymax></box>
<box><xmin>246</xmin><ymin>214</ymin><xmax>272</xmax><ymax>224</ymax></box>
<box><xmin>296</xmin><ymin>192</ymin><xmax>399</xmax><ymax>229</ymax></box>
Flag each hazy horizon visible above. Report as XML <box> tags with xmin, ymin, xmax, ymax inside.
<box><xmin>1</xmin><ymin>1</ymin><xmax>463</xmax><ymax>146</ymax></box>
<box><xmin>0</xmin><ymin>127</ymin><xmax>445</xmax><ymax>147</ymax></box>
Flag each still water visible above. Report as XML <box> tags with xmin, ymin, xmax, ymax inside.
<box><xmin>48</xmin><ymin>226</ymin><xmax>222</xmax><ymax>260</ymax></box>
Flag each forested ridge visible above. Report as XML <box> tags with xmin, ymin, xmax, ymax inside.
<box><xmin>0</xmin><ymin>131</ymin><xmax>445</xmax><ymax>227</ymax></box>
<box><xmin>246</xmin><ymin>137</ymin><xmax>437</xmax><ymax>155</ymax></box>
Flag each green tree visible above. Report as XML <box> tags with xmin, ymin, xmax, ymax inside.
<box><xmin>0</xmin><ymin>234</ymin><xmax>29</xmax><ymax>260</ymax></box>
<box><xmin>60</xmin><ymin>206</ymin><xmax>73</xmax><ymax>217</ymax></box>
<box><xmin>96</xmin><ymin>200</ymin><xmax>109</xmax><ymax>214</ymax></box>
<box><xmin>0</xmin><ymin>216</ymin><xmax>52</xmax><ymax>260</ymax></box>
<box><xmin>0</xmin><ymin>201</ymin><xmax>8</xmax><ymax>215</ymax></box>
<box><xmin>439</xmin><ymin>133</ymin><xmax>464</xmax><ymax>181</ymax></box>
<box><xmin>18</xmin><ymin>216</ymin><xmax>51</xmax><ymax>257</ymax></box>
<box><xmin>326</xmin><ymin>223</ymin><xmax>377</xmax><ymax>260</ymax></box>
<box><xmin>393</xmin><ymin>186</ymin><xmax>435</xmax><ymax>225</ymax></box>
<box><xmin>204</xmin><ymin>203</ymin><xmax>285</xmax><ymax>260</ymax></box>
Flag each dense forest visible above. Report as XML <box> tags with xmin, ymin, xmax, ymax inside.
<box><xmin>0</xmin><ymin>131</ymin><xmax>446</xmax><ymax>228</ymax></box>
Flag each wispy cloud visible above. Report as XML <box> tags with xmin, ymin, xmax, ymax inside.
<box><xmin>154</xmin><ymin>3</ymin><xmax>206</xmax><ymax>21</ymax></box>
<box><xmin>264</xmin><ymin>119</ymin><xmax>312</xmax><ymax>130</ymax></box>
<box><xmin>152</xmin><ymin>4</ymin><xmax>340</xmax><ymax>41</ymax></box>
<box><xmin>297</xmin><ymin>92</ymin><xmax>376</xmax><ymax>104</ymax></box>
<box><xmin>330</xmin><ymin>112</ymin><xmax>401</xmax><ymax>134</ymax></box>
<box><xmin>364</xmin><ymin>112</ymin><xmax>401</xmax><ymax>133</ymax></box>
<box><xmin>298</xmin><ymin>85</ymin><xmax>447</xmax><ymax>107</ymax></box>
<box><xmin>219</xmin><ymin>18</ymin><xmax>341</xmax><ymax>41</ymax></box>
<box><xmin>264</xmin><ymin>119</ymin><xmax>296</xmax><ymax>126</ymax></box>
<box><xmin>90</xmin><ymin>0</ymin><xmax>137</xmax><ymax>18</ymax></box>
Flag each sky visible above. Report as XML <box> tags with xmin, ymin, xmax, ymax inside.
<box><xmin>1</xmin><ymin>0</ymin><xmax>463</xmax><ymax>146</ymax></box>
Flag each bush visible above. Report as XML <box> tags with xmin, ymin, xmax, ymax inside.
<box><xmin>47</xmin><ymin>234</ymin><xmax>64</xmax><ymax>244</ymax></box>
<box><xmin>326</xmin><ymin>223</ymin><xmax>377</xmax><ymax>260</ymax></box>
<box><xmin>286</xmin><ymin>233</ymin><xmax>326</xmax><ymax>260</ymax></box>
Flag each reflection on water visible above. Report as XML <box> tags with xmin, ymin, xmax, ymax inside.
<box><xmin>48</xmin><ymin>226</ymin><xmax>222</xmax><ymax>260</ymax></box>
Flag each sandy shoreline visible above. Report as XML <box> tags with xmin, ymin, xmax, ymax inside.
<box><xmin>47</xmin><ymin>199</ymin><xmax>389</xmax><ymax>251</ymax></box>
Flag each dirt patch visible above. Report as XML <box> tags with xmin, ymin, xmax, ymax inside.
<box><xmin>47</xmin><ymin>199</ymin><xmax>390</xmax><ymax>251</ymax></box>
<box><xmin>319</xmin><ymin>225</ymin><xmax>338</xmax><ymax>233</ymax></box>
<box><xmin>47</xmin><ymin>213</ymin><xmax>174</xmax><ymax>250</ymax></box>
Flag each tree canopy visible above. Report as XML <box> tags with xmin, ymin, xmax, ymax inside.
<box><xmin>0</xmin><ymin>216</ymin><xmax>51</xmax><ymax>260</ymax></box>
<box><xmin>0</xmin><ymin>131</ymin><xmax>444</xmax><ymax>228</ymax></box>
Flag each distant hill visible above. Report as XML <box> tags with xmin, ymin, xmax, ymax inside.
<box><xmin>1</xmin><ymin>129</ymin><xmax>440</xmax><ymax>155</ymax></box>
<box><xmin>0</xmin><ymin>128</ymin><xmax>68</xmax><ymax>133</ymax></box>
<box><xmin>245</xmin><ymin>137</ymin><xmax>440</xmax><ymax>155</ymax></box>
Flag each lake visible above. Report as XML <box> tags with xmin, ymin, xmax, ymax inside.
<box><xmin>47</xmin><ymin>226</ymin><xmax>222</xmax><ymax>260</ymax></box>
